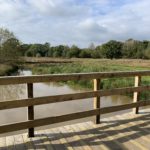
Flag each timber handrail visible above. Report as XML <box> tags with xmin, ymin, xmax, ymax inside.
<box><xmin>0</xmin><ymin>70</ymin><xmax>150</xmax><ymax>137</ymax></box>
<box><xmin>0</xmin><ymin>70</ymin><xmax>150</xmax><ymax>85</ymax></box>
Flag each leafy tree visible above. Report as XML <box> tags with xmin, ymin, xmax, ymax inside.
<box><xmin>19</xmin><ymin>44</ymin><xmax>31</xmax><ymax>56</ymax></box>
<box><xmin>79</xmin><ymin>49</ymin><xmax>91</xmax><ymax>58</ymax></box>
<box><xmin>1</xmin><ymin>38</ymin><xmax>20</xmax><ymax>63</ymax></box>
<box><xmin>25</xmin><ymin>50</ymin><xmax>33</xmax><ymax>57</ymax></box>
<box><xmin>122</xmin><ymin>39</ymin><xmax>145</xmax><ymax>58</ymax></box>
<box><xmin>0</xmin><ymin>28</ymin><xmax>20</xmax><ymax>63</ymax></box>
<box><xmin>47</xmin><ymin>47</ymin><xmax>54</xmax><ymax>57</ymax></box>
<box><xmin>144</xmin><ymin>48</ymin><xmax>150</xmax><ymax>59</ymax></box>
<box><xmin>52</xmin><ymin>45</ymin><xmax>64</xmax><ymax>57</ymax></box>
<box><xmin>0</xmin><ymin>28</ymin><xmax>15</xmax><ymax>45</ymax></box>
<box><xmin>67</xmin><ymin>45</ymin><xmax>81</xmax><ymax>58</ymax></box>
<box><xmin>142</xmin><ymin>40</ymin><xmax>149</xmax><ymax>49</ymax></box>
<box><xmin>101</xmin><ymin>40</ymin><xmax>123</xmax><ymax>59</ymax></box>
<box><xmin>144</xmin><ymin>42</ymin><xmax>150</xmax><ymax>59</ymax></box>
<box><xmin>25</xmin><ymin>43</ymin><xmax>49</xmax><ymax>57</ymax></box>
<box><xmin>61</xmin><ymin>45</ymin><xmax>70</xmax><ymax>58</ymax></box>
<box><xmin>91</xmin><ymin>50</ymin><xmax>102</xmax><ymax>58</ymax></box>
<box><xmin>44</xmin><ymin>42</ymin><xmax>50</xmax><ymax>56</ymax></box>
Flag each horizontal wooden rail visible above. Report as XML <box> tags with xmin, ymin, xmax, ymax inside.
<box><xmin>0</xmin><ymin>99</ymin><xmax>150</xmax><ymax>134</ymax></box>
<box><xmin>0</xmin><ymin>85</ymin><xmax>149</xmax><ymax>110</ymax></box>
<box><xmin>100</xmin><ymin>100</ymin><xmax>150</xmax><ymax>114</ymax></box>
<box><xmin>0</xmin><ymin>70</ymin><xmax>150</xmax><ymax>85</ymax></box>
<box><xmin>0</xmin><ymin>109</ymin><xmax>100</xmax><ymax>134</ymax></box>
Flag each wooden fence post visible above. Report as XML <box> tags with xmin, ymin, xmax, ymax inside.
<box><xmin>133</xmin><ymin>76</ymin><xmax>141</xmax><ymax>114</ymax></box>
<box><xmin>93</xmin><ymin>79</ymin><xmax>101</xmax><ymax>124</ymax></box>
<box><xmin>27</xmin><ymin>83</ymin><xmax>34</xmax><ymax>137</ymax></box>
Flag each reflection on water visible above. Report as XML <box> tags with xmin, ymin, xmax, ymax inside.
<box><xmin>0</xmin><ymin>69</ymin><xmax>133</xmax><ymax>136</ymax></box>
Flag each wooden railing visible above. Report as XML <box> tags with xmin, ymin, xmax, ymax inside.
<box><xmin>0</xmin><ymin>70</ymin><xmax>150</xmax><ymax>137</ymax></box>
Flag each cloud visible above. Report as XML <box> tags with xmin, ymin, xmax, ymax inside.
<box><xmin>0</xmin><ymin>0</ymin><xmax>150</xmax><ymax>47</ymax></box>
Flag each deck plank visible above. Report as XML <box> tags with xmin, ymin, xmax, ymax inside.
<box><xmin>68</xmin><ymin>124</ymin><xmax>92</xmax><ymax>150</ymax></box>
<box><xmin>36</xmin><ymin>130</ymin><xmax>55</xmax><ymax>150</ymax></box>
<box><xmin>78</xmin><ymin>122</ymin><xmax>113</xmax><ymax>150</ymax></box>
<box><xmin>115</xmin><ymin>114</ymin><xmax>150</xmax><ymax>148</ymax></box>
<box><xmin>0</xmin><ymin>137</ymin><xmax>6</xmax><ymax>150</ymax></box>
<box><xmin>14</xmin><ymin>134</ymin><xmax>26</xmax><ymax>150</ymax></box>
<box><xmin>85</xmin><ymin>121</ymin><xmax>128</xmax><ymax>150</ymax></box>
<box><xmin>6</xmin><ymin>136</ymin><xmax>15</xmax><ymax>150</ymax></box>
<box><xmin>45</xmin><ymin>128</ymin><xmax>67</xmax><ymax>150</ymax></box>
<box><xmin>102</xmin><ymin>115</ymin><xmax>148</xmax><ymax>150</ymax></box>
<box><xmin>22</xmin><ymin>133</ymin><xmax>35</xmax><ymax>150</ymax></box>
<box><xmin>63</xmin><ymin>125</ymin><xmax>84</xmax><ymax>150</ymax></box>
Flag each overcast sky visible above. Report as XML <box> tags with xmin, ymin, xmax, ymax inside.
<box><xmin>0</xmin><ymin>0</ymin><xmax>150</xmax><ymax>47</ymax></box>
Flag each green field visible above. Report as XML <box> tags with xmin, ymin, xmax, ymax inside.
<box><xmin>1</xmin><ymin>58</ymin><xmax>149</xmax><ymax>99</ymax></box>
<box><xmin>30</xmin><ymin>58</ymin><xmax>150</xmax><ymax>100</ymax></box>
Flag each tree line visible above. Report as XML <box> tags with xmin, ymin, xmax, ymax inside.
<box><xmin>17</xmin><ymin>39</ymin><xmax>150</xmax><ymax>59</ymax></box>
<box><xmin>0</xmin><ymin>28</ymin><xmax>150</xmax><ymax>64</ymax></box>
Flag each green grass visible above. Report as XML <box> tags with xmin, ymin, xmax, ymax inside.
<box><xmin>31</xmin><ymin>59</ymin><xmax>150</xmax><ymax>100</ymax></box>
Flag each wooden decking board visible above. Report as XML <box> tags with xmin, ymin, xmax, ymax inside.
<box><xmin>76</xmin><ymin>122</ymin><xmax>109</xmax><ymax>150</ymax></box>
<box><xmin>90</xmin><ymin>118</ymin><xmax>133</xmax><ymax>150</ymax></box>
<box><xmin>0</xmin><ymin>136</ymin><xmax>6</xmax><ymax>150</ymax></box>
<box><xmin>52</xmin><ymin>127</ymin><xmax>74</xmax><ymax>150</ymax></box>
<box><xmin>115</xmin><ymin>115</ymin><xmax>150</xmax><ymax>148</ymax></box>
<box><xmin>68</xmin><ymin>124</ymin><xmax>92</xmax><ymax>150</ymax></box>
<box><xmin>45</xmin><ymin>128</ymin><xmax>67</xmax><ymax>150</ymax></box>
<box><xmin>89</xmin><ymin>115</ymin><xmax>148</xmax><ymax>150</ymax></box>
<box><xmin>43</xmin><ymin>129</ymin><xmax>57</xmax><ymax>150</ymax></box>
<box><xmin>54</xmin><ymin>127</ymin><xmax>78</xmax><ymax>150</ymax></box>
<box><xmin>36</xmin><ymin>130</ymin><xmax>55</xmax><ymax>150</ymax></box>
<box><xmin>86</xmin><ymin>121</ymin><xmax>130</xmax><ymax>150</ymax></box>
<box><xmin>83</xmin><ymin>121</ymin><xmax>118</xmax><ymax>148</ymax></box>
<box><xmin>107</xmin><ymin>115</ymin><xmax>149</xmax><ymax>150</ymax></box>
<box><xmin>129</xmin><ymin>114</ymin><xmax>150</xmax><ymax>133</ymax></box>
<box><xmin>14</xmin><ymin>134</ymin><xmax>26</xmax><ymax>150</ymax></box>
<box><xmin>108</xmin><ymin>115</ymin><xmax>149</xmax><ymax>150</ymax></box>
<box><xmin>63</xmin><ymin>125</ymin><xmax>85</xmax><ymax>150</ymax></box>
<box><xmin>22</xmin><ymin>133</ymin><xmax>35</xmax><ymax>150</ymax></box>
<box><xmin>56</xmin><ymin>127</ymin><xmax>74</xmax><ymax>150</ymax></box>
<box><xmin>6</xmin><ymin>136</ymin><xmax>15</xmax><ymax>150</ymax></box>
<box><xmin>81</xmin><ymin>121</ymin><xmax>118</xmax><ymax>150</ymax></box>
<box><xmin>98</xmin><ymin>117</ymin><xmax>144</xmax><ymax>150</ymax></box>
<box><xmin>0</xmin><ymin>110</ymin><xmax>150</xmax><ymax>150</ymax></box>
<box><xmin>75</xmin><ymin>123</ymin><xmax>107</xmax><ymax>150</ymax></box>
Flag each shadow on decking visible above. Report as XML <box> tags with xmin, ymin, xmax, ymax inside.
<box><xmin>2</xmin><ymin>112</ymin><xmax>150</xmax><ymax>150</ymax></box>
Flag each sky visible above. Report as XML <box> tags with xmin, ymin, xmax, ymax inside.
<box><xmin>0</xmin><ymin>0</ymin><xmax>150</xmax><ymax>47</ymax></box>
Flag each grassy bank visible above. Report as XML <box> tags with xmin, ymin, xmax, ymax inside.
<box><xmin>31</xmin><ymin>58</ymin><xmax>150</xmax><ymax>100</ymax></box>
<box><xmin>0</xmin><ymin>64</ymin><xmax>18</xmax><ymax>76</ymax></box>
